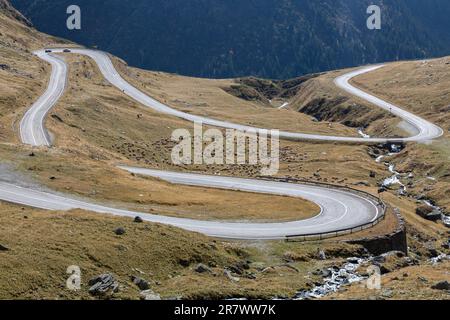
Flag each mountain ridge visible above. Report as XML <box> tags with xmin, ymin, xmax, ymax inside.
<box><xmin>10</xmin><ymin>0</ymin><xmax>450</xmax><ymax>79</ymax></box>
<box><xmin>0</xmin><ymin>0</ymin><xmax>30</xmax><ymax>27</ymax></box>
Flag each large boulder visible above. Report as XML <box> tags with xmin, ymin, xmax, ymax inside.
<box><xmin>88</xmin><ymin>274</ymin><xmax>119</xmax><ymax>296</ymax></box>
<box><xmin>431</xmin><ymin>281</ymin><xmax>450</xmax><ymax>291</ymax></box>
<box><xmin>114</xmin><ymin>227</ymin><xmax>126</xmax><ymax>235</ymax></box>
<box><xmin>416</xmin><ymin>205</ymin><xmax>433</xmax><ymax>218</ymax></box>
<box><xmin>416</xmin><ymin>206</ymin><xmax>441</xmax><ymax>221</ymax></box>
<box><xmin>194</xmin><ymin>263</ymin><xmax>212</xmax><ymax>274</ymax></box>
<box><xmin>131</xmin><ymin>275</ymin><xmax>150</xmax><ymax>290</ymax></box>
<box><xmin>140</xmin><ymin>289</ymin><xmax>161</xmax><ymax>300</ymax></box>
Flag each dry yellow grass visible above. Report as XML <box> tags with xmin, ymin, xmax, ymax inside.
<box><xmin>112</xmin><ymin>57</ymin><xmax>358</xmax><ymax>137</ymax></box>
<box><xmin>0</xmin><ymin>201</ymin><xmax>368</xmax><ymax>300</ymax></box>
<box><xmin>1</xmin><ymin>4</ymin><xmax>447</xmax><ymax>301</ymax></box>
<box><xmin>350</xmin><ymin>56</ymin><xmax>450</xmax><ymax>212</ymax></box>
<box><xmin>352</xmin><ymin>58</ymin><xmax>450</xmax><ymax>134</ymax></box>
<box><xmin>0</xmin><ymin>143</ymin><xmax>320</xmax><ymax>222</ymax></box>
<box><xmin>0</xmin><ymin>6</ymin><xmax>389</xmax><ymax>227</ymax></box>
<box><xmin>0</xmin><ymin>10</ymin><xmax>320</xmax><ymax>224</ymax></box>
<box><xmin>4</xmin><ymin>53</ymin><xmax>317</xmax><ymax>222</ymax></box>
<box><xmin>14</xmin><ymin>51</ymin><xmax>402</xmax><ymax>224</ymax></box>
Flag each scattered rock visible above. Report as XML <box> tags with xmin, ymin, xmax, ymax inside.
<box><xmin>442</xmin><ymin>241</ymin><xmax>450</xmax><ymax>250</ymax></box>
<box><xmin>114</xmin><ymin>227</ymin><xmax>126</xmax><ymax>235</ymax></box>
<box><xmin>424</xmin><ymin>243</ymin><xmax>440</xmax><ymax>258</ymax></box>
<box><xmin>226</xmin><ymin>261</ymin><xmax>249</xmax><ymax>275</ymax></box>
<box><xmin>236</xmin><ymin>260</ymin><xmax>250</xmax><ymax>271</ymax></box>
<box><xmin>178</xmin><ymin>258</ymin><xmax>190</xmax><ymax>267</ymax></box>
<box><xmin>418</xmin><ymin>276</ymin><xmax>428</xmax><ymax>283</ymax></box>
<box><xmin>131</xmin><ymin>276</ymin><xmax>150</xmax><ymax>290</ymax></box>
<box><xmin>140</xmin><ymin>289</ymin><xmax>161</xmax><ymax>300</ymax></box>
<box><xmin>0</xmin><ymin>244</ymin><xmax>9</xmax><ymax>251</ymax></box>
<box><xmin>381</xmin><ymin>289</ymin><xmax>393</xmax><ymax>298</ymax></box>
<box><xmin>51</xmin><ymin>114</ymin><xmax>64</xmax><ymax>123</ymax></box>
<box><xmin>133</xmin><ymin>216</ymin><xmax>143</xmax><ymax>223</ymax></box>
<box><xmin>312</xmin><ymin>268</ymin><xmax>332</xmax><ymax>278</ymax></box>
<box><xmin>194</xmin><ymin>263</ymin><xmax>211</xmax><ymax>274</ymax></box>
<box><xmin>426</xmin><ymin>210</ymin><xmax>442</xmax><ymax>222</ymax></box>
<box><xmin>88</xmin><ymin>274</ymin><xmax>119</xmax><ymax>296</ymax></box>
<box><xmin>28</xmin><ymin>152</ymin><xmax>35</xmax><ymax>157</ymax></box>
<box><xmin>224</xmin><ymin>269</ymin><xmax>240</xmax><ymax>282</ymax></box>
<box><xmin>416</xmin><ymin>205</ymin><xmax>441</xmax><ymax>221</ymax></box>
<box><xmin>317</xmin><ymin>249</ymin><xmax>327</xmax><ymax>260</ymax></box>
<box><xmin>431</xmin><ymin>281</ymin><xmax>450</xmax><ymax>291</ymax></box>
<box><xmin>347</xmin><ymin>257</ymin><xmax>360</xmax><ymax>264</ymax></box>
<box><xmin>227</xmin><ymin>265</ymin><xmax>243</xmax><ymax>275</ymax></box>
<box><xmin>369</xmin><ymin>171</ymin><xmax>376</xmax><ymax>178</ymax></box>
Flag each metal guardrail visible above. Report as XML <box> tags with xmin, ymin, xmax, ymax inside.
<box><xmin>255</xmin><ymin>176</ymin><xmax>387</xmax><ymax>242</ymax></box>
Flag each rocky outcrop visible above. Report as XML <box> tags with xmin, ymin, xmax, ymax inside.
<box><xmin>431</xmin><ymin>281</ymin><xmax>450</xmax><ymax>291</ymax></box>
<box><xmin>224</xmin><ymin>73</ymin><xmax>320</xmax><ymax>103</ymax></box>
<box><xmin>372</xmin><ymin>251</ymin><xmax>415</xmax><ymax>274</ymax></box>
<box><xmin>298</xmin><ymin>95</ymin><xmax>389</xmax><ymax>128</ymax></box>
<box><xmin>416</xmin><ymin>205</ymin><xmax>442</xmax><ymax>221</ymax></box>
<box><xmin>347</xmin><ymin>210</ymin><xmax>407</xmax><ymax>256</ymax></box>
<box><xmin>194</xmin><ymin>263</ymin><xmax>212</xmax><ymax>274</ymax></box>
<box><xmin>131</xmin><ymin>275</ymin><xmax>150</xmax><ymax>290</ymax></box>
<box><xmin>88</xmin><ymin>274</ymin><xmax>119</xmax><ymax>296</ymax></box>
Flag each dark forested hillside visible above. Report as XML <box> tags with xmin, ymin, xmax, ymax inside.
<box><xmin>10</xmin><ymin>0</ymin><xmax>450</xmax><ymax>79</ymax></box>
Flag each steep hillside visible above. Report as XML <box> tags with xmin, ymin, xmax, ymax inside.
<box><xmin>11</xmin><ymin>0</ymin><xmax>450</xmax><ymax>79</ymax></box>
<box><xmin>1</xmin><ymin>1</ymin><xmax>448</xmax><ymax>301</ymax></box>
<box><xmin>0</xmin><ymin>0</ymin><xmax>30</xmax><ymax>26</ymax></box>
<box><xmin>0</xmin><ymin>0</ymin><xmax>68</xmax><ymax>143</ymax></box>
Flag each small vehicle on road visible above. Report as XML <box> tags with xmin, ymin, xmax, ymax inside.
<box><xmin>63</xmin><ymin>49</ymin><xmax>71</xmax><ymax>53</ymax></box>
<box><xmin>45</xmin><ymin>49</ymin><xmax>52</xmax><ymax>53</ymax></box>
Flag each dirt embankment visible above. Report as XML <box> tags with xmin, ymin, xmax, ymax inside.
<box><xmin>224</xmin><ymin>74</ymin><xmax>321</xmax><ymax>104</ymax></box>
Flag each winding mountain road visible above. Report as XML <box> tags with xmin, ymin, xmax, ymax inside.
<box><xmin>20</xmin><ymin>48</ymin><xmax>443</xmax><ymax>145</ymax></box>
<box><xmin>20</xmin><ymin>51</ymin><xmax>67</xmax><ymax>146</ymax></box>
<box><xmin>0</xmin><ymin>170</ymin><xmax>381</xmax><ymax>239</ymax></box>
<box><xmin>0</xmin><ymin>47</ymin><xmax>442</xmax><ymax>239</ymax></box>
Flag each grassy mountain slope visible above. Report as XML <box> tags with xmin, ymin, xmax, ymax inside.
<box><xmin>0</xmin><ymin>1</ymin><xmax>448</xmax><ymax>300</ymax></box>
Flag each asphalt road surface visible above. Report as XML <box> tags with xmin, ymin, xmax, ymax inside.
<box><xmin>20</xmin><ymin>48</ymin><xmax>442</xmax><ymax>145</ymax></box>
<box><xmin>0</xmin><ymin>171</ymin><xmax>381</xmax><ymax>239</ymax></box>
<box><xmin>3</xmin><ymin>47</ymin><xmax>442</xmax><ymax>239</ymax></box>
